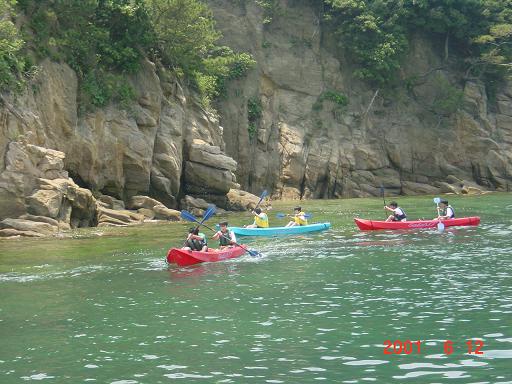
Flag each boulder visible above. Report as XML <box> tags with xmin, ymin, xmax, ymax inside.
<box><xmin>19</xmin><ymin>214</ymin><xmax>60</xmax><ymax>227</ymax></box>
<box><xmin>152</xmin><ymin>204</ymin><xmax>181</xmax><ymax>221</ymax></box>
<box><xmin>0</xmin><ymin>228</ymin><xmax>46</xmax><ymax>238</ymax></box>
<box><xmin>181</xmin><ymin>195</ymin><xmax>210</xmax><ymax>210</ymax></box>
<box><xmin>226</xmin><ymin>189</ymin><xmax>261</xmax><ymax>211</ymax></box>
<box><xmin>128</xmin><ymin>195</ymin><xmax>163</xmax><ymax>210</ymax></box>
<box><xmin>137</xmin><ymin>208</ymin><xmax>155</xmax><ymax>220</ymax></box>
<box><xmin>188</xmin><ymin>139</ymin><xmax>238</xmax><ymax>171</ymax></box>
<box><xmin>26</xmin><ymin>189</ymin><xmax>63</xmax><ymax>218</ymax></box>
<box><xmin>97</xmin><ymin>219</ymin><xmax>129</xmax><ymax>227</ymax></box>
<box><xmin>401</xmin><ymin>181</ymin><xmax>440</xmax><ymax>195</ymax></box>
<box><xmin>184</xmin><ymin>161</ymin><xmax>237</xmax><ymax>194</ymax></box>
<box><xmin>434</xmin><ymin>182</ymin><xmax>460</xmax><ymax>194</ymax></box>
<box><xmin>98</xmin><ymin>195</ymin><xmax>125</xmax><ymax>210</ymax></box>
<box><xmin>0</xmin><ymin>218</ymin><xmax>58</xmax><ymax>236</ymax></box>
<box><xmin>280</xmin><ymin>187</ymin><xmax>301</xmax><ymax>200</ymax></box>
<box><xmin>96</xmin><ymin>206</ymin><xmax>144</xmax><ymax>225</ymax></box>
<box><xmin>461</xmin><ymin>186</ymin><xmax>485</xmax><ymax>195</ymax></box>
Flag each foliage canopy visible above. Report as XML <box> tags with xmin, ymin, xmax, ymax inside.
<box><xmin>10</xmin><ymin>0</ymin><xmax>254</xmax><ymax>110</ymax></box>
<box><xmin>325</xmin><ymin>0</ymin><xmax>512</xmax><ymax>87</ymax></box>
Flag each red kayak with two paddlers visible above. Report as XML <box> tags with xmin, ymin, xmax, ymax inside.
<box><xmin>354</xmin><ymin>217</ymin><xmax>481</xmax><ymax>231</ymax></box>
<box><xmin>167</xmin><ymin>246</ymin><xmax>248</xmax><ymax>267</ymax></box>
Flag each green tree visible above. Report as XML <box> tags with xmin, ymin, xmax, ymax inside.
<box><xmin>471</xmin><ymin>1</ymin><xmax>512</xmax><ymax>79</ymax></box>
<box><xmin>325</xmin><ymin>0</ymin><xmax>511</xmax><ymax>88</ymax></box>
<box><xmin>325</xmin><ymin>0</ymin><xmax>408</xmax><ymax>86</ymax></box>
<box><xmin>0</xmin><ymin>0</ymin><xmax>26</xmax><ymax>93</ymax></box>
<box><xmin>145</xmin><ymin>0</ymin><xmax>220</xmax><ymax>72</ymax></box>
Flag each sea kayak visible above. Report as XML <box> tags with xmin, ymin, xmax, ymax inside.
<box><xmin>354</xmin><ymin>217</ymin><xmax>480</xmax><ymax>231</ymax></box>
<box><xmin>230</xmin><ymin>222</ymin><xmax>331</xmax><ymax>236</ymax></box>
<box><xmin>167</xmin><ymin>246</ymin><xmax>247</xmax><ymax>267</ymax></box>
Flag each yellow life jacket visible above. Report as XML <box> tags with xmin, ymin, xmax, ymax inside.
<box><xmin>294</xmin><ymin>212</ymin><xmax>308</xmax><ymax>226</ymax></box>
<box><xmin>254</xmin><ymin>213</ymin><xmax>269</xmax><ymax>228</ymax></box>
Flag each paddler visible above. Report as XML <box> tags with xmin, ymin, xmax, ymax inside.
<box><xmin>285</xmin><ymin>206</ymin><xmax>308</xmax><ymax>227</ymax></box>
<box><xmin>212</xmin><ymin>221</ymin><xmax>237</xmax><ymax>249</ymax></box>
<box><xmin>182</xmin><ymin>227</ymin><xmax>208</xmax><ymax>252</ymax></box>
<box><xmin>384</xmin><ymin>201</ymin><xmax>407</xmax><ymax>222</ymax></box>
<box><xmin>435</xmin><ymin>199</ymin><xmax>455</xmax><ymax>220</ymax></box>
<box><xmin>244</xmin><ymin>208</ymin><xmax>269</xmax><ymax>228</ymax></box>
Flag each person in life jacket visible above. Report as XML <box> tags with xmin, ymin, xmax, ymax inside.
<box><xmin>212</xmin><ymin>221</ymin><xmax>237</xmax><ymax>249</ymax></box>
<box><xmin>384</xmin><ymin>201</ymin><xmax>407</xmax><ymax>222</ymax></box>
<box><xmin>436</xmin><ymin>199</ymin><xmax>455</xmax><ymax>220</ymax></box>
<box><xmin>244</xmin><ymin>207</ymin><xmax>269</xmax><ymax>228</ymax></box>
<box><xmin>182</xmin><ymin>227</ymin><xmax>208</xmax><ymax>251</ymax></box>
<box><xmin>285</xmin><ymin>206</ymin><xmax>308</xmax><ymax>227</ymax></box>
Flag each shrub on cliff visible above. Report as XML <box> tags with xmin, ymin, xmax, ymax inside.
<box><xmin>325</xmin><ymin>0</ymin><xmax>512</xmax><ymax>88</ymax></box>
<box><xmin>16</xmin><ymin>0</ymin><xmax>255</xmax><ymax>110</ymax></box>
<box><xmin>0</xmin><ymin>0</ymin><xmax>26</xmax><ymax>93</ymax></box>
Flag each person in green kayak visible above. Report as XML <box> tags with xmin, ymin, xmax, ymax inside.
<box><xmin>212</xmin><ymin>221</ymin><xmax>237</xmax><ymax>249</ymax></box>
<box><xmin>436</xmin><ymin>199</ymin><xmax>455</xmax><ymax>220</ymax></box>
<box><xmin>384</xmin><ymin>201</ymin><xmax>407</xmax><ymax>222</ymax></box>
<box><xmin>244</xmin><ymin>208</ymin><xmax>269</xmax><ymax>228</ymax></box>
<box><xmin>285</xmin><ymin>206</ymin><xmax>308</xmax><ymax>227</ymax></box>
<box><xmin>182</xmin><ymin>227</ymin><xmax>208</xmax><ymax>252</ymax></box>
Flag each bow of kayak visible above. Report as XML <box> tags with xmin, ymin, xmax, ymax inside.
<box><xmin>354</xmin><ymin>217</ymin><xmax>480</xmax><ymax>231</ymax></box>
<box><xmin>167</xmin><ymin>247</ymin><xmax>247</xmax><ymax>266</ymax></box>
<box><xmin>230</xmin><ymin>222</ymin><xmax>331</xmax><ymax>236</ymax></box>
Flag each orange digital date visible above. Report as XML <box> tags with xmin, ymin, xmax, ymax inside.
<box><xmin>383</xmin><ymin>339</ymin><xmax>484</xmax><ymax>355</ymax></box>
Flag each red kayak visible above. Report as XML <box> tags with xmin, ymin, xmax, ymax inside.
<box><xmin>354</xmin><ymin>217</ymin><xmax>480</xmax><ymax>231</ymax></box>
<box><xmin>167</xmin><ymin>246</ymin><xmax>247</xmax><ymax>267</ymax></box>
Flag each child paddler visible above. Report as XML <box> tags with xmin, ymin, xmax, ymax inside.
<box><xmin>182</xmin><ymin>227</ymin><xmax>208</xmax><ymax>252</ymax></box>
<box><xmin>384</xmin><ymin>201</ymin><xmax>407</xmax><ymax>222</ymax></box>
<box><xmin>212</xmin><ymin>221</ymin><xmax>237</xmax><ymax>249</ymax></box>
<box><xmin>435</xmin><ymin>199</ymin><xmax>455</xmax><ymax>220</ymax></box>
<box><xmin>244</xmin><ymin>208</ymin><xmax>269</xmax><ymax>228</ymax></box>
<box><xmin>285</xmin><ymin>206</ymin><xmax>308</xmax><ymax>227</ymax></box>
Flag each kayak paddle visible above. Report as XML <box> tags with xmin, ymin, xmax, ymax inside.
<box><xmin>380</xmin><ymin>184</ymin><xmax>387</xmax><ymax>219</ymax></box>
<box><xmin>199</xmin><ymin>204</ymin><xmax>217</xmax><ymax>226</ymax></box>
<box><xmin>276</xmin><ymin>213</ymin><xmax>312</xmax><ymax>219</ymax></box>
<box><xmin>254</xmin><ymin>190</ymin><xmax>268</xmax><ymax>210</ymax></box>
<box><xmin>433</xmin><ymin>197</ymin><xmax>445</xmax><ymax>232</ymax></box>
<box><xmin>180</xmin><ymin>210</ymin><xmax>261</xmax><ymax>257</ymax></box>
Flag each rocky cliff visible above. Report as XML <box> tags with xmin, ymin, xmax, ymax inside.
<box><xmin>208</xmin><ymin>0</ymin><xmax>512</xmax><ymax>199</ymax></box>
<box><xmin>1</xmin><ymin>1</ymin><xmax>512</xmax><ymax>236</ymax></box>
<box><xmin>0</xmin><ymin>59</ymin><xmax>259</xmax><ymax>236</ymax></box>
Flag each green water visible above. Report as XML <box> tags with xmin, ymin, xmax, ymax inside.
<box><xmin>1</xmin><ymin>194</ymin><xmax>511</xmax><ymax>383</ymax></box>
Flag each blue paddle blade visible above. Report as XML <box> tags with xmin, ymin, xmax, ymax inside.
<box><xmin>260</xmin><ymin>190</ymin><xmax>268</xmax><ymax>199</ymax></box>
<box><xmin>180</xmin><ymin>210</ymin><xmax>198</xmax><ymax>223</ymax></box>
<box><xmin>202</xmin><ymin>204</ymin><xmax>216</xmax><ymax>222</ymax></box>
<box><xmin>248</xmin><ymin>249</ymin><xmax>261</xmax><ymax>257</ymax></box>
<box><xmin>433</xmin><ymin>197</ymin><xmax>441</xmax><ymax>204</ymax></box>
<box><xmin>437</xmin><ymin>221</ymin><xmax>445</xmax><ymax>232</ymax></box>
<box><xmin>276</xmin><ymin>213</ymin><xmax>312</xmax><ymax>218</ymax></box>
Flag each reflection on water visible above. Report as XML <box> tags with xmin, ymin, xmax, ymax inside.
<box><xmin>1</xmin><ymin>194</ymin><xmax>511</xmax><ymax>382</ymax></box>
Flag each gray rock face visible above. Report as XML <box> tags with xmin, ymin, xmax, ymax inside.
<box><xmin>0</xmin><ymin>58</ymin><xmax>241</xmax><ymax>218</ymax></box>
<box><xmin>208</xmin><ymin>1</ymin><xmax>512</xmax><ymax>196</ymax></box>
